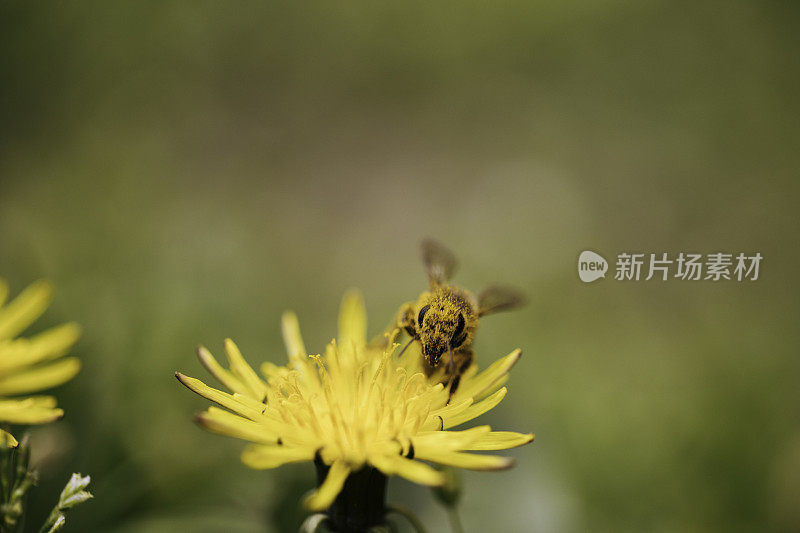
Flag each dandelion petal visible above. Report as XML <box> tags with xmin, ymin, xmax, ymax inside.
<box><xmin>0</xmin><ymin>358</ymin><xmax>81</xmax><ymax>395</ymax></box>
<box><xmin>304</xmin><ymin>460</ymin><xmax>350</xmax><ymax>511</ymax></box>
<box><xmin>241</xmin><ymin>444</ymin><xmax>315</xmax><ymax>469</ymax></box>
<box><xmin>369</xmin><ymin>454</ymin><xmax>445</xmax><ymax>487</ymax></box>
<box><xmin>338</xmin><ymin>289</ymin><xmax>367</xmax><ymax>346</ymax></box>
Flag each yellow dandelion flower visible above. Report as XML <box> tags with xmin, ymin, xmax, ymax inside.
<box><xmin>0</xmin><ymin>279</ymin><xmax>81</xmax><ymax>447</ymax></box>
<box><xmin>176</xmin><ymin>290</ymin><xmax>532</xmax><ymax>529</ymax></box>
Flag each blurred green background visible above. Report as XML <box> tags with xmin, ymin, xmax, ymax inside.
<box><xmin>1</xmin><ymin>1</ymin><xmax>799</xmax><ymax>531</ymax></box>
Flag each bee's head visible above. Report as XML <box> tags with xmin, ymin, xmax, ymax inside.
<box><xmin>416</xmin><ymin>299</ymin><xmax>468</xmax><ymax>367</ymax></box>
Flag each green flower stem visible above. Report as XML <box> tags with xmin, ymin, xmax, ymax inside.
<box><xmin>0</xmin><ymin>435</ymin><xmax>35</xmax><ymax>533</ymax></box>
<box><xmin>446</xmin><ymin>508</ymin><xmax>464</xmax><ymax>533</ymax></box>
<box><xmin>431</xmin><ymin>466</ymin><xmax>463</xmax><ymax>533</ymax></box>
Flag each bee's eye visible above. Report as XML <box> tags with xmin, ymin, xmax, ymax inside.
<box><xmin>451</xmin><ymin>313</ymin><xmax>466</xmax><ymax>346</ymax></box>
<box><xmin>417</xmin><ymin>305</ymin><xmax>431</xmax><ymax>326</ymax></box>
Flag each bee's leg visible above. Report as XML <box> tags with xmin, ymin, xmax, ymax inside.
<box><xmin>447</xmin><ymin>347</ymin><xmax>474</xmax><ymax>397</ymax></box>
<box><xmin>392</xmin><ymin>302</ymin><xmax>422</xmax><ymax>360</ymax></box>
<box><xmin>422</xmin><ymin>355</ymin><xmax>437</xmax><ymax>378</ymax></box>
<box><xmin>448</xmin><ymin>375</ymin><xmax>462</xmax><ymax>399</ymax></box>
<box><xmin>444</xmin><ymin>345</ymin><xmax>457</xmax><ymax>403</ymax></box>
<box><xmin>396</xmin><ymin>302</ymin><xmax>417</xmax><ymax>338</ymax></box>
<box><xmin>394</xmin><ymin>335</ymin><xmax>417</xmax><ymax>360</ymax></box>
<box><xmin>447</xmin><ymin>344</ymin><xmax>454</xmax><ymax>374</ymax></box>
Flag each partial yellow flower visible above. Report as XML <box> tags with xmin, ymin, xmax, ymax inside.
<box><xmin>0</xmin><ymin>279</ymin><xmax>81</xmax><ymax>447</ymax></box>
<box><xmin>176</xmin><ymin>289</ymin><xmax>532</xmax><ymax>512</ymax></box>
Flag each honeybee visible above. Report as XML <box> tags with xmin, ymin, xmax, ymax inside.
<box><xmin>391</xmin><ymin>239</ymin><xmax>525</xmax><ymax>395</ymax></box>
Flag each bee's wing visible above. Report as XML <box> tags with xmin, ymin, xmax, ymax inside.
<box><xmin>477</xmin><ymin>285</ymin><xmax>526</xmax><ymax>316</ymax></box>
<box><xmin>421</xmin><ymin>238</ymin><xmax>458</xmax><ymax>285</ymax></box>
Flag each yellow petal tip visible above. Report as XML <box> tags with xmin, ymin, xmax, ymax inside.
<box><xmin>195</xmin><ymin>347</ymin><xmax>219</xmax><ymax>371</ymax></box>
<box><xmin>498</xmin><ymin>457</ymin><xmax>516</xmax><ymax>470</ymax></box>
